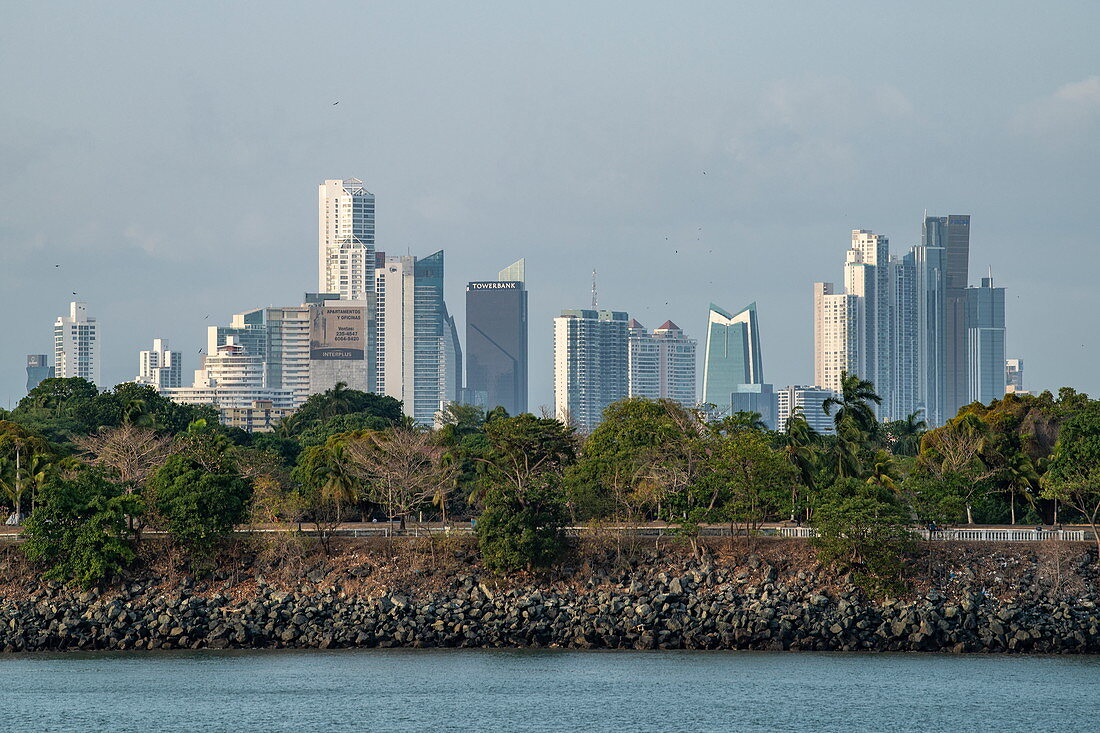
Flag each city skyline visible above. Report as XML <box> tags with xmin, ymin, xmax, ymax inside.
<box><xmin>4</xmin><ymin>4</ymin><xmax>1097</xmax><ymax>409</ymax></box>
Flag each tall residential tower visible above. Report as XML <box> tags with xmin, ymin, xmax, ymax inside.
<box><xmin>54</xmin><ymin>302</ymin><xmax>100</xmax><ymax>388</ymax></box>
<box><xmin>554</xmin><ymin>309</ymin><xmax>629</xmax><ymax>432</ymax></box>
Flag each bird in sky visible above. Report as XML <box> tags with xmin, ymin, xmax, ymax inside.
<box><xmin>332</xmin><ymin>101</ymin><xmax>339</xmax><ymax>106</ymax></box>
<box><xmin>54</xmin><ymin>264</ymin><xmax>60</xmax><ymax>268</ymax></box>
<box><xmin>71</xmin><ymin>291</ymin><xmax>77</xmax><ymax>295</ymax></box>
<box><xmin>702</xmin><ymin>171</ymin><xmax>707</xmax><ymax>175</ymax></box>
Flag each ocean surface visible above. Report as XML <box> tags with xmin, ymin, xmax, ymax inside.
<box><xmin>0</xmin><ymin>649</ymin><xmax>1097</xmax><ymax>732</ymax></box>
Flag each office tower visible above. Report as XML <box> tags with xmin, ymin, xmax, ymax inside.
<box><xmin>1005</xmin><ymin>358</ymin><xmax>1025</xmax><ymax>394</ymax></box>
<box><xmin>731</xmin><ymin>384</ymin><xmax>778</xmax><ymax>429</ymax></box>
<box><xmin>903</xmin><ymin>241</ymin><xmax>947</xmax><ymax>426</ymax></box>
<box><xmin>465</xmin><ymin>259</ymin><xmax>528</xmax><ymax>415</ymax></box>
<box><xmin>26</xmin><ymin>355</ymin><xmax>53</xmax><ymax>393</ymax></box>
<box><xmin>702</xmin><ymin>303</ymin><xmax>763</xmax><ymax>408</ymax></box>
<box><xmin>318</xmin><ymin>179</ymin><xmax>376</xmax><ymax>301</ymax></box>
<box><xmin>375</xmin><ymin>250</ymin><xmax>455</xmax><ymax>424</ymax></box>
<box><xmin>923</xmin><ymin>214</ymin><xmax>971</xmax><ymax>418</ymax></box>
<box><xmin>308</xmin><ymin>300</ymin><xmax>372</xmax><ymax>397</ymax></box>
<box><xmin>54</xmin><ymin>302</ymin><xmax>100</xmax><ymax>388</ymax></box>
<box><xmin>812</xmin><ymin>285</ymin><xmax>859</xmax><ymax>394</ymax></box>
<box><xmin>627</xmin><ymin>320</ymin><xmax>697</xmax><ymax>409</ymax></box>
<box><xmin>966</xmin><ymin>275</ymin><xmax>1006</xmax><ymax>405</ymax></box>
<box><xmin>441</xmin><ymin>302</ymin><xmax>463</xmax><ymax>409</ymax></box>
<box><xmin>844</xmin><ymin>230</ymin><xmax>893</xmax><ymax>415</ymax></box>
<box><xmin>775</xmin><ymin>385</ymin><xmax>836</xmax><ymax>435</ymax></box>
<box><xmin>890</xmin><ymin>254</ymin><xmax>918</xmax><ymax>420</ymax></box>
<box><xmin>135</xmin><ymin>338</ymin><xmax>183</xmax><ymax>390</ymax></box>
<box><xmin>554</xmin><ymin>309</ymin><xmax>629</xmax><ymax>432</ymax></box>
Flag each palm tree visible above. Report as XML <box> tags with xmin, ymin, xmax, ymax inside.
<box><xmin>320</xmin><ymin>442</ymin><xmax>359</xmax><ymax>521</ymax></box>
<box><xmin>866</xmin><ymin>450</ymin><xmax>901</xmax><ymax>492</ymax></box>
<box><xmin>1001</xmin><ymin>452</ymin><xmax>1039</xmax><ymax>525</ymax></box>
<box><xmin>893</xmin><ymin>410</ymin><xmax>928</xmax><ymax>456</ymax></box>
<box><xmin>780</xmin><ymin>409</ymin><xmax>819</xmax><ymax>520</ymax></box>
<box><xmin>823</xmin><ymin>372</ymin><xmax>882</xmax><ymax>433</ymax></box>
<box><xmin>823</xmin><ymin>372</ymin><xmax>881</xmax><ymax>481</ymax></box>
<box><xmin>122</xmin><ymin>398</ymin><xmax>153</xmax><ymax>427</ymax></box>
<box><xmin>320</xmin><ymin>382</ymin><xmax>354</xmax><ymax>420</ymax></box>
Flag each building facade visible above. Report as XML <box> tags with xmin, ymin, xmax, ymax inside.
<box><xmin>162</xmin><ymin>337</ymin><xmax>296</xmax><ymax>411</ymax></box>
<box><xmin>775</xmin><ymin>385</ymin><xmax>836</xmax><ymax>435</ymax></box>
<box><xmin>375</xmin><ymin>250</ymin><xmax>458</xmax><ymax>424</ymax></box>
<box><xmin>1005</xmin><ymin>358</ymin><xmax>1025</xmax><ymax>394</ymax></box>
<box><xmin>554</xmin><ymin>309</ymin><xmax>629</xmax><ymax>432</ymax></box>
<box><xmin>54</xmin><ymin>301</ymin><xmax>100</xmax><ymax>388</ymax></box>
<box><xmin>627</xmin><ymin>319</ymin><xmax>697</xmax><ymax>409</ymax></box>
<box><xmin>318</xmin><ymin>178</ymin><xmax>376</xmax><ymax>301</ymax></box>
<box><xmin>26</xmin><ymin>355</ymin><xmax>53</xmax><ymax>394</ymax></box>
<box><xmin>702</xmin><ymin>303</ymin><xmax>763</xmax><ymax>408</ymax></box>
<box><xmin>135</xmin><ymin>338</ymin><xmax>182</xmax><ymax>390</ymax></box>
<box><xmin>966</xmin><ymin>276</ymin><xmax>1006</xmax><ymax>405</ymax></box>
<box><xmin>465</xmin><ymin>260</ymin><xmax>528</xmax><ymax>415</ymax></box>
<box><xmin>812</xmin><ymin>285</ymin><xmax>860</xmax><ymax>395</ymax></box>
<box><xmin>731</xmin><ymin>383</ymin><xmax>778</xmax><ymax>430</ymax></box>
<box><xmin>923</xmin><ymin>214</ymin><xmax>971</xmax><ymax>419</ymax></box>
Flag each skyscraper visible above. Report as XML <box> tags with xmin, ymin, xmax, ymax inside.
<box><xmin>702</xmin><ymin>303</ymin><xmax>763</xmax><ymax>408</ymax></box>
<box><xmin>627</xmin><ymin>319</ymin><xmax>697</xmax><ymax>409</ymax></box>
<box><xmin>775</xmin><ymin>385</ymin><xmax>836</xmax><ymax>435</ymax></box>
<box><xmin>923</xmin><ymin>214</ymin><xmax>971</xmax><ymax>418</ymax></box>
<box><xmin>135</xmin><ymin>338</ymin><xmax>182</xmax><ymax>390</ymax></box>
<box><xmin>812</xmin><ymin>285</ymin><xmax>859</xmax><ymax>395</ymax></box>
<box><xmin>318</xmin><ymin>179</ymin><xmax>376</xmax><ymax>301</ymax></box>
<box><xmin>26</xmin><ymin>355</ymin><xmax>53</xmax><ymax>393</ymax></box>
<box><xmin>844</xmin><ymin>230</ymin><xmax>893</xmax><ymax>413</ymax></box>
<box><xmin>554</xmin><ymin>309</ymin><xmax>629</xmax><ymax>432</ymax></box>
<box><xmin>966</xmin><ymin>275</ymin><xmax>1006</xmax><ymax>405</ymax></box>
<box><xmin>1005</xmin><ymin>358</ymin><xmax>1025</xmax><ymax>394</ymax></box>
<box><xmin>375</xmin><ymin>250</ymin><xmax>456</xmax><ymax>424</ymax></box>
<box><xmin>465</xmin><ymin>259</ymin><xmax>528</xmax><ymax>415</ymax></box>
<box><xmin>54</xmin><ymin>301</ymin><xmax>100</xmax><ymax>388</ymax></box>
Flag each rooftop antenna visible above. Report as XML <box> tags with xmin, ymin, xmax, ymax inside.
<box><xmin>591</xmin><ymin>269</ymin><xmax>598</xmax><ymax>309</ymax></box>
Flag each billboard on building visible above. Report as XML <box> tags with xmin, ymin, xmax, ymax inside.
<box><xmin>310</xmin><ymin>306</ymin><xmax>365</xmax><ymax>360</ymax></box>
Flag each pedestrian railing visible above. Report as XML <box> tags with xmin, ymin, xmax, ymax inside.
<box><xmin>777</xmin><ymin>526</ymin><xmax>1088</xmax><ymax>542</ymax></box>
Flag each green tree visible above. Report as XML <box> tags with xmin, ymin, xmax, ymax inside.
<box><xmin>1041</xmin><ymin>412</ymin><xmax>1100</xmax><ymax>553</ymax></box>
<box><xmin>290</xmin><ymin>384</ymin><xmax>403</xmax><ymax>431</ymax></box>
<box><xmin>22</xmin><ymin>470</ymin><xmax>142</xmax><ymax>588</ymax></box>
<box><xmin>812</xmin><ymin>478</ymin><xmax>914</xmax><ymax>595</ymax></box>
<box><xmin>148</xmin><ymin>453</ymin><xmax>252</xmax><ymax>566</ymax></box>
<box><xmin>476</xmin><ymin>478</ymin><xmax>567</xmax><ymax>572</ymax></box>
<box><xmin>822</xmin><ymin>372</ymin><xmax>882</xmax><ymax>480</ymax></box>
<box><xmin>882</xmin><ymin>411</ymin><xmax>927</xmax><ymax>456</ymax></box>
<box><xmin>292</xmin><ymin>436</ymin><xmax>362</xmax><ymax>525</ymax></box>
<box><xmin>780</xmin><ymin>409</ymin><xmax>820</xmax><ymax>520</ymax></box>
<box><xmin>702</xmin><ymin>430</ymin><xmax>799</xmax><ymax>537</ymax></box>
<box><xmin>1000</xmin><ymin>452</ymin><xmax>1040</xmax><ymax>525</ymax></box>
<box><xmin>0</xmin><ymin>420</ymin><xmax>53</xmax><ymax>522</ymax></box>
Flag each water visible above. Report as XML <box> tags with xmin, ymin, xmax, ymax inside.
<box><xmin>0</xmin><ymin>649</ymin><xmax>1097</xmax><ymax>732</ymax></box>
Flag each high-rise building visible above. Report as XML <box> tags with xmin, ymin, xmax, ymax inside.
<box><xmin>812</xmin><ymin>284</ymin><xmax>859</xmax><ymax>395</ymax></box>
<box><xmin>844</xmin><ymin>230</ymin><xmax>893</xmax><ymax>414</ymax></box>
<box><xmin>731</xmin><ymin>383</ymin><xmax>778</xmax><ymax>430</ymax></box>
<box><xmin>375</xmin><ymin>250</ymin><xmax>457</xmax><ymax>424</ymax></box>
<box><xmin>702</xmin><ymin>303</ymin><xmax>763</xmax><ymax>408</ymax></box>
<box><xmin>26</xmin><ymin>355</ymin><xmax>53</xmax><ymax>393</ymax></box>
<box><xmin>776</xmin><ymin>385</ymin><xmax>836</xmax><ymax>435</ymax></box>
<box><xmin>465</xmin><ymin>260</ymin><xmax>528</xmax><ymax>415</ymax></box>
<box><xmin>135</xmin><ymin>338</ymin><xmax>183</xmax><ymax>390</ymax></box>
<box><xmin>627</xmin><ymin>319</ymin><xmax>697</xmax><ymax>409</ymax></box>
<box><xmin>1005</xmin><ymin>358</ymin><xmax>1025</xmax><ymax>394</ymax></box>
<box><xmin>554</xmin><ymin>309</ymin><xmax>629</xmax><ymax>432</ymax></box>
<box><xmin>903</xmin><ymin>241</ymin><xmax>947</xmax><ymax>425</ymax></box>
<box><xmin>162</xmin><ymin>336</ymin><xmax>295</xmax><ymax>411</ymax></box>
<box><xmin>318</xmin><ymin>179</ymin><xmax>376</xmax><ymax>301</ymax></box>
<box><xmin>54</xmin><ymin>301</ymin><xmax>100</xmax><ymax>388</ymax></box>
<box><xmin>966</xmin><ymin>275</ymin><xmax>1006</xmax><ymax>405</ymax></box>
<box><xmin>923</xmin><ymin>214</ymin><xmax>971</xmax><ymax>418</ymax></box>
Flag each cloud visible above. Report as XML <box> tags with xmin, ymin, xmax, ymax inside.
<box><xmin>1010</xmin><ymin>76</ymin><xmax>1100</xmax><ymax>144</ymax></box>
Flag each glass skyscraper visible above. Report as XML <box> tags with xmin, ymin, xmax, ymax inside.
<box><xmin>966</xmin><ymin>276</ymin><xmax>1006</xmax><ymax>406</ymax></box>
<box><xmin>465</xmin><ymin>259</ymin><xmax>528</xmax><ymax>415</ymax></box>
<box><xmin>702</xmin><ymin>302</ymin><xmax>763</xmax><ymax>408</ymax></box>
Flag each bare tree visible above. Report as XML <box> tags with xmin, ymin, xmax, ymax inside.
<box><xmin>344</xmin><ymin>429</ymin><xmax>456</xmax><ymax>532</ymax></box>
<box><xmin>75</xmin><ymin>424</ymin><xmax>175</xmax><ymax>494</ymax></box>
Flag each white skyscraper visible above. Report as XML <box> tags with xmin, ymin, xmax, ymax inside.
<box><xmin>136</xmin><ymin>338</ymin><xmax>182</xmax><ymax>390</ymax></box>
<box><xmin>813</xmin><ymin>283</ymin><xmax>859</xmax><ymax>395</ymax></box>
<box><xmin>54</xmin><ymin>301</ymin><xmax>100</xmax><ymax>387</ymax></box>
<box><xmin>628</xmin><ymin>319</ymin><xmax>697</xmax><ymax>409</ymax></box>
<box><xmin>554</xmin><ymin>309</ymin><xmax>629</xmax><ymax>432</ymax></box>
<box><xmin>318</xmin><ymin>179</ymin><xmax>376</xmax><ymax>301</ymax></box>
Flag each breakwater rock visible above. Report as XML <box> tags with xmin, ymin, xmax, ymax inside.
<box><xmin>1</xmin><ymin>544</ymin><xmax>1098</xmax><ymax>653</ymax></box>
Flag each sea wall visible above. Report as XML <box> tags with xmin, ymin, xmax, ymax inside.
<box><xmin>1</xmin><ymin>541</ymin><xmax>1097</xmax><ymax>653</ymax></box>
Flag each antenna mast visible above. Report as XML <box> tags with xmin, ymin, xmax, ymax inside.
<box><xmin>591</xmin><ymin>269</ymin><xmax>598</xmax><ymax>309</ymax></box>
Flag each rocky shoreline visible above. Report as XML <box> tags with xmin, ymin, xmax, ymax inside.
<box><xmin>1</xmin><ymin>542</ymin><xmax>1098</xmax><ymax>654</ymax></box>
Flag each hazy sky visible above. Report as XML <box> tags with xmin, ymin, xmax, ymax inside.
<box><xmin>3</xmin><ymin>1</ymin><xmax>1099</xmax><ymax>410</ymax></box>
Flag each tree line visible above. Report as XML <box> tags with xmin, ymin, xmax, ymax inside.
<box><xmin>2</xmin><ymin>372</ymin><xmax>1099</xmax><ymax>590</ymax></box>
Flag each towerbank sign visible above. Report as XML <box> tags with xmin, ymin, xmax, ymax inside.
<box><xmin>467</xmin><ymin>281</ymin><xmax>520</xmax><ymax>290</ymax></box>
